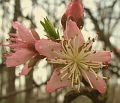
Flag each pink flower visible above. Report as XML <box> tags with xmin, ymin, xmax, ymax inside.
<box><xmin>35</xmin><ymin>20</ymin><xmax>111</xmax><ymax>93</ymax></box>
<box><xmin>61</xmin><ymin>0</ymin><xmax>84</xmax><ymax>30</ymax></box>
<box><xmin>2</xmin><ymin>21</ymin><xmax>42</xmax><ymax>75</ymax></box>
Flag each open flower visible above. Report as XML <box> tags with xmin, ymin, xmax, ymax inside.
<box><xmin>61</xmin><ymin>0</ymin><xmax>84</xmax><ymax>30</ymax></box>
<box><xmin>2</xmin><ymin>21</ymin><xmax>43</xmax><ymax>75</ymax></box>
<box><xmin>35</xmin><ymin>20</ymin><xmax>111</xmax><ymax>93</ymax></box>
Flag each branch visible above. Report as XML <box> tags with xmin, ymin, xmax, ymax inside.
<box><xmin>64</xmin><ymin>87</ymin><xmax>107</xmax><ymax>103</ymax></box>
<box><xmin>85</xmin><ymin>8</ymin><xmax>120</xmax><ymax>58</ymax></box>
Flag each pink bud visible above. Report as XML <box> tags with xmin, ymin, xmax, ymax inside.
<box><xmin>61</xmin><ymin>0</ymin><xmax>84</xmax><ymax>30</ymax></box>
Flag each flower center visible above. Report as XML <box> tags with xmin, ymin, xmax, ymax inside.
<box><xmin>46</xmin><ymin>36</ymin><xmax>109</xmax><ymax>92</ymax></box>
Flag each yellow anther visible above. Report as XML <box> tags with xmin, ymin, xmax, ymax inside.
<box><xmin>68</xmin><ymin>46</ymin><xmax>71</xmax><ymax>49</ymax></box>
<box><xmin>55</xmin><ymin>57</ymin><xmax>58</xmax><ymax>60</ymax></box>
<box><xmin>80</xmin><ymin>26</ymin><xmax>83</xmax><ymax>29</ymax></box>
<box><xmin>51</xmin><ymin>48</ymin><xmax>54</xmax><ymax>51</ymax></box>
<box><xmin>68</xmin><ymin>68</ymin><xmax>70</xmax><ymax>73</ymax></box>
<box><xmin>68</xmin><ymin>77</ymin><xmax>71</xmax><ymax>80</ymax></box>
<box><xmin>107</xmin><ymin>76</ymin><xmax>110</xmax><ymax>79</ymax></box>
<box><xmin>96</xmin><ymin>77</ymin><xmax>98</xmax><ymax>80</ymax></box>
<box><xmin>57</xmin><ymin>57</ymin><xmax>60</xmax><ymax>59</ymax></box>
<box><xmin>62</xmin><ymin>36</ymin><xmax>64</xmax><ymax>38</ymax></box>
<box><xmin>60</xmin><ymin>49</ymin><xmax>62</xmax><ymax>52</ymax></box>
<box><xmin>110</xmin><ymin>50</ymin><xmax>113</xmax><ymax>52</ymax></box>
<box><xmin>74</xmin><ymin>79</ymin><xmax>77</xmax><ymax>83</ymax></box>
<box><xmin>93</xmin><ymin>51</ymin><xmax>96</xmax><ymax>54</ymax></box>
<box><xmin>71</xmin><ymin>86</ymin><xmax>74</xmax><ymax>89</ymax></box>
<box><xmin>77</xmin><ymin>90</ymin><xmax>80</xmax><ymax>93</ymax></box>
<box><xmin>88</xmin><ymin>37</ymin><xmax>90</xmax><ymax>40</ymax></box>
<box><xmin>57</xmin><ymin>72</ymin><xmax>61</xmax><ymax>76</ymax></box>
<box><xmin>97</xmin><ymin>32</ymin><xmax>100</xmax><ymax>35</ymax></box>
<box><xmin>60</xmin><ymin>78</ymin><xmax>63</xmax><ymax>81</ymax></box>
<box><xmin>6</xmin><ymin>39</ymin><xmax>9</xmax><ymax>41</ymax></box>
<box><xmin>63</xmin><ymin>40</ymin><xmax>68</xmax><ymax>45</ymax></box>
<box><xmin>46</xmin><ymin>58</ymin><xmax>51</xmax><ymax>61</ymax></box>
<box><xmin>71</xmin><ymin>37</ymin><xmax>73</xmax><ymax>39</ymax></box>
<box><xmin>77</xmin><ymin>72</ymin><xmax>80</xmax><ymax>75</ymax></box>
<box><xmin>66</xmin><ymin>60</ymin><xmax>68</xmax><ymax>63</ymax></box>
<box><xmin>92</xmin><ymin>38</ymin><xmax>95</xmax><ymax>42</ymax></box>
<box><xmin>76</xmin><ymin>34</ymin><xmax>78</xmax><ymax>36</ymax></box>
<box><xmin>103</xmin><ymin>48</ymin><xmax>106</xmax><ymax>51</ymax></box>
<box><xmin>84</xmin><ymin>50</ymin><xmax>87</xmax><ymax>52</ymax></box>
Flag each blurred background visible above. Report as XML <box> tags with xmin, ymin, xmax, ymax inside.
<box><xmin>0</xmin><ymin>0</ymin><xmax>120</xmax><ymax>103</ymax></box>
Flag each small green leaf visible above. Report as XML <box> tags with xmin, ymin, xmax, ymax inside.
<box><xmin>40</xmin><ymin>17</ymin><xmax>60</xmax><ymax>41</ymax></box>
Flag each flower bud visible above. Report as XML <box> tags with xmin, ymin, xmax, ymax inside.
<box><xmin>61</xmin><ymin>0</ymin><xmax>84</xmax><ymax>30</ymax></box>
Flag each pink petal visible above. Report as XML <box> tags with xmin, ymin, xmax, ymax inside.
<box><xmin>35</xmin><ymin>39</ymin><xmax>62</xmax><ymax>58</ymax></box>
<box><xmin>82</xmin><ymin>70</ymin><xmax>106</xmax><ymax>93</ymax></box>
<box><xmin>19</xmin><ymin>64</ymin><xmax>32</xmax><ymax>75</ymax></box>
<box><xmin>87</xmin><ymin>51</ymin><xmax>111</xmax><ymax>62</ymax></box>
<box><xmin>6</xmin><ymin>48</ymin><xmax>37</xmax><ymax>67</ymax></box>
<box><xmin>46</xmin><ymin>68</ymin><xmax>71</xmax><ymax>93</ymax></box>
<box><xmin>64</xmin><ymin>20</ymin><xmax>85</xmax><ymax>47</ymax></box>
<box><xmin>12</xmin><ymin>21</ymin><xmax>36</xmax><ymax>43</ymax></box>
<box><xmin>3</xmin><ymin>43</ymin><xmax>27</xmax><ymax>48</ymax></box>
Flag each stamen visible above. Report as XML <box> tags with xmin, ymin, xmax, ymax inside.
<box><xmin>81</xmin><ymin>70</ymin><xmax>93</xmax><ymax>88</ymax></box>
<box><xmin>55</xmin><ymin>57</ymin><xmax>58</xmax><ymax>60</ymax></box>
<box><xmin>46</xmin><ymin>58</ymin><xmax>51</xmax><ymax>61</ymax></box>
<box><xmin>103</xmin><ymin>76</ymin><xmax>110</xmax><ymax>79</ymax></box>
<box><xmin>57</xmin><ymin>72</ymin><xmax>61</xmax><ymax>76</ymax></box>
<box><xmin>88</xmin><ymin>37</ymin><xmax>90</xmax><ymax>40</ymax></box>
<box><xmin>80</xmin><ymin>26</ymin><xmax>83</xmax><ymax>29</ymax></box>
<box><xmin>60</xmin><ymin>49</ymin><xmax>62</xmax><ymax>52</ymax></box>
<box><xmin>62</xmin><ymin>36</ymin><xmax>64</xmax><ymax>38</ymax></box>
<box><xmin>71</xmin><ymin>37</ymin><xmax>73</xmax><ymax>39</ymax></box>
<box><xmin>6</xmin><ymin>39</ymin><xmax>9</xmax><ymax>41</ymax></box>
<box><xmin>51</xmin><ymin>48</ymin><xmax>54</xmax><ymax>51</ymax></box>
<box><xmin>66</xmin><ymin>60</ymin><xmax>68</xmax><ymax>63</ymax></box>
<box><xmin>71</xmin><ymin>73</ymin><xmax>75</xmax><ymax>89</ymax></box>
<box><xmin>92</xmin><ymin>38</ymin><xmax>95</xmax><ymax>42</ymax></box>
<box><xmin>103</xmin><ymin>48</ymin><xmax>106</xmax><ymax>51</ymax></box>
<box><xmin>60</xmin><ymin>72</ymin><xmax>68</xmax><ymax>80</ymax></box>
<box><xmin>77</xmin><ymin>79</ymin><xmax>81</xmax><ymax>93</ymax></box>
<box><xmin>76</xmin><ymin>34</ymin><xmax>78</xmax><ymax>36</ymax></box>
<box><xmin>110</xmin><ymin>50</ymin><xmax>113</xmax><ymax>52</ymax></box>
<box><xmin>89</xmin><ymin>68</ymin><xmax>98</xmax><ymax>80</ymax></box>
<box><xmin>96</xmin><ymin>32</ymin><xmax>100</xmax><ymax>35</ymax></box>
<box><xmin>93</xmin><ymin>50</ymin><xmax>96</xmax><ymax>53</ymax></box>
<box><xmin>60</xmin><ymin>62</ymin><xmax>73</xmax><ymax>73</ymax></box>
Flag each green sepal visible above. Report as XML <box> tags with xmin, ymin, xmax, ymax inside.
<box><xmin>40</xmin><ymin>17</ymin><xmax>60</xmax><ymax>41</ymax></box>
